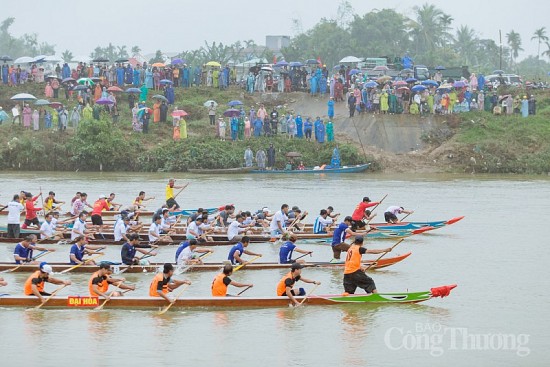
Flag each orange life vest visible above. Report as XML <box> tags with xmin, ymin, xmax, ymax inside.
<box><xmin>24</xmin><ymin>270</ymin><xmax>46</xmax><ymax>295</ymax></box>
<box><xmin>89</xmin><ymin>271</ymin><xmax>109</xmax><ymax>297</ymax></box>
<box><xmin>149</xmin><ymin>273</ymin><xmax>169</xmax><ymax>296</ymax></box>
<box><xmin>211</xmin><ymin>273</ymin><xmax>229</xmax><ymax>297</ymax></box>
<box><xmin>276</xmin><ymin>271</ymin><xmax>294</xmax><ymax>296</ymax></box>
<box><xmin>344</xmin><ymin>245</ymin><xmax>363</xmax><ymax>274</ymax></box>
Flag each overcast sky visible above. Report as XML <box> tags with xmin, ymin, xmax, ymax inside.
<box><xmin>3</xmin><ymin>0</ymin><xmax>548</xmax><ymax>60</ymax></box>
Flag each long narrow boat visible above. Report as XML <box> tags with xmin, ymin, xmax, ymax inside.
<box><xmin>0</xmin><ymin>252</ymin><xmax>411</xmax><ymax>273</ymax></box>
<box><xmin>0</xmin><ymin>284</ymin><xmax>456</xmax><ymax>309</ymax></box>
<box><xmin>188</xmin><ymin>167</ymin><xmax>255</xmax><ymax>174</ymax></box>
<box><xmin>0</xmin><ymin>207</ymin><xmax>220</xmax><ymax>218</ymax></box>
<box><xmin>250</xmin><ymin>163</ymin><xmax>370</xmax><ymax>174</ymax></box>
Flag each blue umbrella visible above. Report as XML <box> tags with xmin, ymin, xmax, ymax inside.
<box><xmin>305</xmin><ymin>59</ymin><xmax>320</xmax><ymax>65</ymax></box>
<box><xmin>126</xmin><ymin>87</ymin><xmax>141</xmax><ymax>93</ymax></box>
<box><xmin>333</xmin><ymin>64</ymin><xmax>342</xmax><ymax>70</ymax></box>
<box><xmin>61</xmin><ymin>77</ymin><xmax>76</xmax><ymax>84</ymax></box>
<box><xmin>364</xmin><ymin>81</ymin><xmax>378</xmax><ymax>88</ymax></box>
<box><xmin>405</xmin><ymin>77</ymin><xmax>417</xmax><ymax>83</ymax></box>
<box><xmin>227</xmin><ymin>100</ymin><xmax>243</xmax><ymax>107</ymax></box>
<box><xmin>411</xmin><ymin>85</ymin><xmax>427</xmax><ymax>92</ymax></box>
<box><xmin>171</xmin><ymin>58</ymin><xmax>185</xmax><ymax>65</ymax></box>
<box><xmin>274</xmin><ymin>61</ymin><xmax>288</xmax><ymax>67</ymax></box>
<box><xmin>223</xmin><ymin>108</ymin><xmax>240</xmax><ymax>117</ymax></box>
<box><xmin>349</xmin><ymin>69</ymin><xmax>361</xmax><ymax>75</ymax></box>
<box><xmin>435</xmin><ymin>65</ymin><xmax>446</xmax><ymax>70</ymax></box>
<box><xmin>160</xmin><ymin>79</ymin><xmax>173</xmax><ymax>84</ymax></box>
<box><xmin>289</xmin><ymin>62</ymin><xmax>303</xmax><ymax>67</ymax></box>
<box><xmin>453</xmin><ymin>81</ymin><xmax>467</xmax><ymax>88</ymax></box>
<box><xmin>422</xmin><ymin>80</ymin><xmax>439</xmax><ymax>87</ymax></box>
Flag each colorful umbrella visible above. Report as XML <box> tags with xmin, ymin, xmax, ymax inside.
<box><xmin>10</xmin><ymin>93</ymin><xmax>37</xmax><ymax>101</ymax></box>
<box><xmin>305</xmin><ymin>59</ymin><xmax>321</xmax><ymax>65</ymax></box>
<box><xmin>339</xmin><ymin>56</ymin><xmax>362</xmax><ymax>63</ymax></box>
<box><xmin>34</xmin><ymin>99</ymin><xmax>51</xmax><ymax>106</ymax></box>
<box><xmin>160</xmin><ymin>79</ymin><xmax>173</xmax><ymax>84</ymax></box>
<box><xmin>364</xmin><ymin>81</ymin><xmax>378</xmax><ymax>88</ymax></box>
<box><xmin>171</xmin><ymin>110</ymin><xmax>189</xmax><ymax>117</ymax></box>
<box><xmin>289</xmin><ymin>62</ymin><xmax>303</xmax><ymax>67</ymax></box>
<box><xmin>95</xmin><ymin>98</ymin><xmax>114</xmax><ymax>105</ymax></box>
<box><xmin>223</xmin><ymin>109</ymin><xmax>240</xmax><ymax>117</ymax></box>
<box><xmin>50</xmin><ymin>102</ymin><xmax>63</xmax><ymax>109</ymax></box>
<box><xmin>227</xmin><ymin>100</ymin><xmax>243</xmax><ymax>107</ymax></box>
<box><xmin>13</xmin><ymin>56</ymin><xmax>34</xmax><ymax>64</ymax></box>
<box><xmin>107</xmin><ymin>86</ymin><xmax>123</xmax><ymax>92</ymax></box>
<box><xmin>152</xmin><ymin>95</ymin><xmax>168</xmax><ymax>102</ymax></box>
<box><xmin>405</xmin><ymin>77</ymin><xmax>417</xmax><ymax>83</ymax></box>
<box><xmin>203</xmin><ymin>100</ymin><xmax>218</xmax><ymax>107</ymax></box>
<box><xmin>72</xmin><ymin>85</ymin><xmax>88</xmax><ymax>91</ymax></box>
<box><xmin>274</xmin><ymin>61</ymin><xmax>288</xmax><ymax>67</ymax></box>
<box><xmin>77</xmin><ymin>78</ymin><xmax>94</xmax><ymax>85</ymax></box>
<box><xmin>397</xmin><ymin>86</ymin><xmax>410</xmax><ymax>91</ymax></box>
<box><xmin>453</xmin><ymin>81</ymin><xmax>467</xmax><ymax>88</ymax></box>
<box><xmin>261</xmin><ymin>66</ymin><xmax>273</xmax><ymax>72</ymax></box>
<box><xmin>376</xmin><ymin>76</ymin><xmax>392</xmax><ymax>83</ymax></box>
<box><xmin>373</xmin><ymin>65</ymin><xmax>389</xmax><ymax>71</ymax></box>
<box><xmin>411</xmin><ymin>85</ymin><xmax>427</xmax><ymax>92</ymax></box>
<box><xmin>171</xmin><ymin>58</ymin><xmax>185</xmax><ymax>65</ymax></box>
<box><xmin>421</xmin><ymin>80</ymin><xmax>439</xmax><ymax>87</ymax></box>
<box><xmin>61</xmin><ymin>77</ymin><xmax>76</xmax><ymax>84</ymax></box>
<box><xmin>393</xmin><ymin>80</ymin><xmax>408</xmax><ymax>87</ymax></box>
<box><xmin>205</xmin><ymin>61</ymin><xmax>221</xmax><ymax>67</ymax></box>
<box><xmin>126</xmin><ymin>88</ymin><xmax>141</xmax><ymax>93</ymax></box>
<box><xmin>152</xmin><ymin>62</ymin><xmax>165</xmax><ymax>68</ymax></box>
<box><xmin>349</xmin><ymin>69</ymin><xmax>361</xmax><ymax>75</ymax></box>
<box><xmin>0</xmin><ymin>55</ymin><xmax>13</xmax><ymax>62</ymax></box>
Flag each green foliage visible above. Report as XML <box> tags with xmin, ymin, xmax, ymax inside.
<box><xmin>0</xmin><ymin>17</ymin><xmax>56</xmax><ymax>58</ymax></box>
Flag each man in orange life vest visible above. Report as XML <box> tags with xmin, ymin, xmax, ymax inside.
<box><xmin>24</xmin><ymin>262</ymin><xmax>71</xmax><ymax>303</ymax></box>
<box><xmin>89</xmin><ymin>262</ymin><xmax>135</xmax><ymax>299</ymax></box>
<box><xmin>277</xmin><ymin>263</ymin><xmax>320</xmax><ymax>307</ymax></box>
<box><xmin>343</xmin><ymin>236</ymin><xmax>391</xmax><ymax>294</ymax></box>
<box><xmin>211</xmin><ymin>264</ymin><xmax>253</xmax><ymax>297</ymax></box>
<box><xmin>149</xmin><ymin>263</ymin><xmax>191</xmax><ymax>303</ymax></box>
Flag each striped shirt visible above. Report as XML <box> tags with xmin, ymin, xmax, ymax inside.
<box><xmin>313</xmin><ymin>215</ymin><xmax>333</xmax><ymax>234</ymax></box>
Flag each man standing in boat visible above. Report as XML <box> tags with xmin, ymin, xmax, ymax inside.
<box><xmin>276</xmin><ymin>263</ymin><xmax>320</xmax><ymax>306</ymax></box>
<box><xmin>343</xmin><ymin>236</ymin><xmax>391</xmax><ymax>295</ymax></box>
<box><xmin>24</xmin><ymin>262</ymin><xmax>71</xmax><ymax>302</ymax></box>
<box><xmin>330</xmin><ymin>216</ymin><xmax>362</xmax><ymax>261</ymax></box>
<box><xmin>165</xmin><ymin>178</ymin><xmax>186</xmax><ymax>210</ymax></box>
<box><xmin>211</xmin><ymin>264</ymin><xmax>253</xmax><ymax>297</ymax></box>
<box><xmin>149</xmin><ymin>263</ymin><xmax>191</xmax><ymax>303</ymax></box>
<box><xmin>89</xmin><ymin>262</ymin><xmax>135</xmax><ymax>299</ymax></box>
<box><xmin>384</xmin><ymin>206</ymin><xmax>414</xmax><ymax>223</ymax></box>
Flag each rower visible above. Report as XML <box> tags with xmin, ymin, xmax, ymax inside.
<box><xmin>91</xmin><ymin>194</ymin><xmax>110</xmax><ymax>233</ymax></box>
<box><xmin>313</xmin><ymin>209</ymin><xmax>336</xmax><ymax>234</ymax></box>
<box><xmin>149</xmin><ymin>263</ymin><xmax>191</xmax><ymax>303</ymax></box>
<box><xmin>69</xmin><ymin>236</ymin><xmax>105</xmax><ymax>265</ymax></box>
<box><xmin>13</xmin><ymin>235</ymin><xmax>55</xmax><ymax>264</ymax></box>
<box><xmin>276</xmin><ymin>263</ymin><xmax>320</xmax><ymax>307</ymax></box>
<box><xmin>39</xmin><ymin>212</ymin><xmax>63</xmax><ymax>241</ymax></box>
<box><xmin>227</xmin><ymin>236</ymin><xmax>262</xmax><ymax>265</ymax></box>
<box><xmin>351</xmin><ymin>197</ymin><xmax>379</xmax><ymax>231</ymax></box>
<box><xmin>24</xmin><ymin>262</ymin><xmax>71</xmax><ymax>303</ymax></box>
<box><xmin>89</xmin><ymin>262</ymin><xmax>135</xmax><ymax>299</ymax></box>
<box><xmin>326</xmin><ymin>206</ymin><xmax>340</xmax><ymax>219</ymax></box>
<box><xmin>343</xmin><ymin>236</ymin><xmax>391</xmax><ymax>294</ymax></box>
<box><xmin>133</xmin><ymin>191</ymin><xmax>155</xmax><ymax>210</ymax></box>
<box><xmin>165</xmin><ymin>178</ymin><xmax>184</xmax><ymax>210</ymax></box>
<box><xmin>114</xmin><ymin>216</ymin><xmax>132</xmax><ymax>243</ymax></box>
<box><xmin>211</xmin><ymin>264</ymin><xmax>253</xmax><ymax>297</ymax></box>
<box><xmin>71</xmin><ymin>211</ymin><xmax>95</xmax><ymax>240</ymax></box>
<box><xmin>185</xmin><ymin>216</ymin><xmax>213</xmax><ymax>242</ymax></box>
<box><xmin>149</xmin><ymin>215</ymin><xmax>171</xmax><ymax>243</ymax></box>
<box><xmin>216</xmin><ymin>205</ymin><xmax>235</xmax><ymax>228</ymax></box>
<box><xmin>43</xmin><ymin>191</ymin><xmax>64</xmax><ymax>212</ymax></box>
<box><xmin>384</xmin><ymin>206</ymin><xmax>414</xmax><ymax>223</ymax></box>
<box><xmin>175</xmin><ymin>239</ymin><xmax>213</xmax><ymax>265</ymax></box>
<box><xmin>269</xmin><ymin>204</ymin><xmax>289</xmax><ymax>237</ymax></box>
<box><xmin>121</xmin><ymin>233</ymin><xmax>159</xmax><ymax>265</ymax></box>
<box><xmin>330</xmin><ymin>216</ymin><xmax>362</xmax><ymax>261</ymax></box>
<box><xmin>106</xmin><ymin>193</ymin><xmax>121</xmax><ymax>211</ymax></box>
<box><xmin>287</xmin><ymin>206</ymin><xmax>308</xmax><ymax>231</ymax></box>
<box><xmin>279</xmin><ymin>233</ymin><xmax>312</xmax><ymax>264</ymax></box>
<box><xmin>71</xmin><ymin>192</ymin><xmax>93</xmax><ymax>217</ymax></box>
<box><xmin>160</xmin><ymin>208</ymin><xmax>177</xmax><ymax>233</ymax></box>
<box><xmin>186</xmin><ymin>207</ymin><xmax>205</xmax><ymax>225</ymax></box>
<box><xmin>227</xmin><ymin>213</ymin><xmax>254</xmax><ymax>242</ymax></box>
<box><xmin>22</xmin><ymin>192</ymin><xmax>42</xmax><ymax>229</ymax></box>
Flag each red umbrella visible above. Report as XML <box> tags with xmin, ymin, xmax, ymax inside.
<box><xmin>107</xmin><ymin>86</ymin><xmax>123</xmax><ymax>92</ymax></box>
<box><xmin>393</xmin><ymin>80</ymin><xmax>408</xmax><ymax>87</ymax></box>
<box><xmin>397</xmin><ymin>86</ymin><xmax>410</xmax><ymax>91</ymax></box>
<box><xmin>171</xmin><ymin>110</ymin><xmax>188</xmax><ymax>117</ymax></box>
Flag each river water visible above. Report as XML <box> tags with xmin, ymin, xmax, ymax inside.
<box><xmin>0</xmin><ymin>172</ymin><xmax>548</xmax><ymax>366</ymax></box>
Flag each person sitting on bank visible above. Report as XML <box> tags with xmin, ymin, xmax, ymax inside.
<box><xmin>211</xmin><ymin>264</ymin><xmax>253</xmax><ymax>297</ymax></box>
<box><xmin>276</xmin><ymin>263</ymin><xmax>320</xmax><ymax>307</ymax></box>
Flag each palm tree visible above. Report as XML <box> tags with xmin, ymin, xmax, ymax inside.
<box><xmin>440</xmin><ymin>14</ymin><xmax>454</xmax><ymax>47</ymax></box>
<box><xmin>409</xmin><ymin>3</ymin><xmax>449</xmax><ymax>56</ymax></box>
<box><xmin>131</xmin><ymin>46</ymin><xmax>141</xmax><ymax>56</ymax></box>
<box><xmin>61</xmin><ymin>49</ymin><xmax>74</xmax><ymax>62</ymax></box>
<box><xmin>116</xmin><ymin>45</ymin><xmax>128</xmax><ymax>59</ymax></box>
<box><xmin>531</xmin><ymin>27</ymin><xmax>548</xmax><ymax>60</ymax></box>
<box><xmin>506</xmin><ymin>30</ymin><xmax>523</xmax><ymax>65</ymax></box>
<box><xmin>542</xmin><ymin>42</ymin><xmax>550</xmax><ymax>59</ymax></box>
<box><xmin>454</xmin><ymin>25</ymin><xmax>478</xmax><ymax>66</ymax></box>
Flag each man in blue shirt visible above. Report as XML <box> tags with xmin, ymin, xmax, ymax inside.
<box><xmin>69</xmin><ymin>236</ymin><xmax>105</xmax><ymax>265</ymax></box>
<box><xmin>13</xmin><ymin>235</ymin><xmax>55</xmax><ymax>264</ymax></box>
<box><xmin>227</xmin><ymin>236</ymin><xmax>262</xmax><ymax>265</ymax></box>
<box><xmin>121</xmin><ymin>233</ymin><xmax>158</xmax><ymax>265</ymax></box>
<box><xmin>331</xmin><ymin>216</ymin><xmax>361</xmax><ymax>261</ymax></box>
<box><xmin>279</xmin><ymin>233</ymin><xmax>312</xmax><ymax>264</ymax></box>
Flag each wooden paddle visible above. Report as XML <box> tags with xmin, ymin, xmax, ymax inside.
<box><xmin>177</xmin><ymin>251</ymin><xmax>213</xmax><ymax>274</ymax></box>
<box><xmin>94</xmin><ymin>280</ymin><xmax>125</xmax><ymax>311</ymax></box>
<box><xmin>366</xmin><ymin>194</ymin><xmax>388</xmax><ymax>225</ymax></box>
<box><xmin>233</xmin><ymin>255</ymin><xmax>262</xmax><ymax>272</ymax></box>
<box><xmin>59</xmin><ymin>254</ymin><xmax>104</xmax><ymax>274</ymax></box>
<box><xmin>400</xmin><ymin>211</ymin><xmax>413</xmax><ymax>222</ymax></box>
<box><xmin>34</xmin><ymin>284</ymin><xmax>68</xmax><ymax>310</ymax></box>
<box><xmin>298</xmin><ymin>283</ymin><xmax>320</xmax><ymax>306</ymax></box>
<box><xmin>236</xmin><ymin>285</ymin><xmax>252</xmax><ymax>296</ymax></box>
<box><xmin>157</xmin><ymin>283</ymin><xmax>190</xmax><ymax>315</ymax></box>
<box><xmin>173</xmin><ymin>183</ymin><xmax>189</xmax><ymax>199</ymax></box>
<box><xmin>1</xmin><ymin>250</ymin><xmax>53</xmax><ymax>274</ymax></box>
<box><xmin>364</xmin><ymin>239</ymin><xmax>404</xmax><ymax>272</ymax></box>
<box><xmin>293</xmin><ymin>251</ymin><xmax>313</xmax><ymax>262</ymax></box>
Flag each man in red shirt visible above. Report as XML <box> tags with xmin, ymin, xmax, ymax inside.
<box><xmin>22</xmin><ymin>192</ymin><xmax>42</xmax><ymax>229</ymax></box>
<box><xmin>350</xmin><ymin>197</ymin><xmax>379</xmax><ymax>231</ymax></box>
<box><xmin>91</xmin><ymin>195</ymin><xmax>110</xmax><ymax>232</ymax></box>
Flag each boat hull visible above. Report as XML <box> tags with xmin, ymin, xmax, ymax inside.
<box><xmin>250</xmin><ymin>164</ymin><xmax>370</xmax><ymax>174</ymax></box>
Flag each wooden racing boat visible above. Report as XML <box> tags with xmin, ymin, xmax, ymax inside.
<box><xmin>0</xmin><ymin>252</ymin><xmax>412</xmax><ymax>273</ymax></box>
<box><xmin>250</xmin><ymin>163</ymin><xmax>371</xmax><ymax>174</ymax></box>
<box><xmin>0</xmin><ymin>207</ymin><xmax>220</xmax><ymax>218</ymax></box>
<box><xmin>0</xmin><ymin>284</ymin><xmax>456</xmax><ymax>309</ymax></box>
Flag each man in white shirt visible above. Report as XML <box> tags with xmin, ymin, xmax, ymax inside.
<box><xmin>160</xmin><ymin>209</ymin><xmax>177</xmax><ymax>232</ymax></box>
<box><xmin>114</xmin><ymin>217</ymin><xmax>131</xmax><ymax>242</ymax></box>
<box><xmin>7</xmin><ymin>194</ymin><xmax>24</xmax><ymax>238</ymax></box>
<box><xmin>149</xmin><ymin>215</ymin><xmax>172</xmax><ymax>243</ymax></box>
<box><xmin>227</xmin><ymin>214</ymin><xmax>253</xmax><ymax>241</ymax></box>
<box><xmin>176</xmin><ymin>239</ymin><xmax>213</xmax><ymax>265</ymax></box>
<box><xmin>384</xmin><ymin>206</ymin><xmax>414</xmax><ymax>223</ymax></box>
<box><xmin>39</xmin><ymin>213</ymin><xmax>61</xmax><ymax>240</ymax></box>
<box><xmin>71</xmin><ymin>211</ymin><xmax>95</xmax><ymax>240</ymax></box>
<box><xmin>313</xmin><ymin>209</ymin><xmax>335</xmax><ymax>234</ymax></box>
<box><xmin>269</xmin><ymin>204</ymin><xmax>289</xmax><ymax>237</ymax></box>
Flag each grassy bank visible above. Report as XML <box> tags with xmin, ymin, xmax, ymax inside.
<box><xmin>0</xmin><ymin>83</ymin><xmax>368</xmax><ymax>171</ymax></box>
